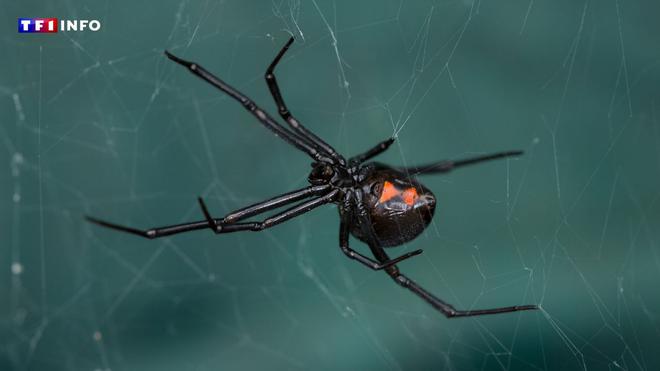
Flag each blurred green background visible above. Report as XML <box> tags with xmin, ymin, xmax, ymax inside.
<box><xmin>2</xmin><ymin>0</ymin><xmax>660</xmax><ymax>370</ymax></box>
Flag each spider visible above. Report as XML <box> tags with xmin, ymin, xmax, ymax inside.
<box><xmin>87</xmin><ymin>37</ymin><xmax>538</xmax><ymax>318</ymax></box>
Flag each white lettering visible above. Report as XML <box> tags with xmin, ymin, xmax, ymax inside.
<box><xmin>50</xmin><ymin>19</ymin><xmax>103</xmax><ymax>32</ymax></box>
<box><xmin>89</xmin><ymin>20</ymin><xmax>101</xmax><ymax>31</ymax></box>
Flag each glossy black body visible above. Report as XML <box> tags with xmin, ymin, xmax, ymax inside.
<box><xmin>86</xmin><ymin>37</ymin><xmax>538</xmax><ymax>318</ymax></box>
<box><xmin>340</xmin><ymin>163</ymin><xmax>436</xmax><ymax>247</ymax></box>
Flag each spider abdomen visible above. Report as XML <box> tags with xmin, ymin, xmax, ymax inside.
<box><xmin>351</xmin><ymin>165</ymin><xmax>436</xmax><ymax>247</ymax></box>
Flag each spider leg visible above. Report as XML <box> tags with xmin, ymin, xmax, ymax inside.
<box><xmin>349</xmin><ymin>137</ymin><xmax>395</xmax><ymax>165</ymax></box>
<box><xmin>339</xmin><ymin>211</ymin><xmax>422</xmax><ymax>270</ymax></box>
<box><xmin>197</xmin><ymin>196</ymin><xmax>219</xmax><ymax>230</ymax></box>
<box><xmin>388</xmin><ymin>269</ymin><xmax>538</xmax><ymax>317</ymax></box>
<box><xmin>338</xmin><ymin>191</ymin><xmax>423</xmax><ymax>270</ymax></box>
<box><xmin>86</xmin><ymin>185</ymin><xmax>332</xmax><ymax>239</ymax></box>
<box><xmin>399</xmin><ymin>150</ymin><xmax>523</xmax><ymax>175</ymax></box>
<box><xmin>164</xmin><ymin>50</ymin><xmax>334</xmax><ymax>165</ymax></box>
<box><xmin>198</xmin><ymin>190</ymin><xmax>339</xmax><ymax>234</ymax></box>
<box><xmin>222</xmin><ymin>184</ymin><xmax>330</xmax><ymax>223</ymax></box>
<box><xmin>352</xmin><ymin>189</ymin><xmax>538</xmax><ymax>318</ymax></box>
<box><xmin>266</xmin><ymin>37</ymin><xmax>346</xmax><ymax>166</ymax></box>
<box><xmin>85</xmin><ymin>216</ymin><xmax>209</xmax><ymax>239</ymax></box>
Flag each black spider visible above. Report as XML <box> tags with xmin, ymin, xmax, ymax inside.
<box><xmin>87</xmin><ymin>37</ymin><xmax>538</xmax><ymax>318</ymax></box>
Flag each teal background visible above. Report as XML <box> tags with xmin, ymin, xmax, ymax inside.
<box><xmin>2</xmin><ymin>0</ymin><xmax>660</xmax><ymax>370</ymax></box>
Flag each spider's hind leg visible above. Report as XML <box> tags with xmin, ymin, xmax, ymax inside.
<box><xmin>339</xmin><ymin>212</ymin><xmax>422</xmax><ymax>270</ymax></box>
<box><xmin>339</xmin><ymin>191</ymin><xmax>423</xmax><ymax>270</ymax></box>
<box><xmin>385</xmin><ymin>267</ymin><xmax>538</xmax><ymax>318</ymax></box>
<box><xmin>350</xmin><ymin>188</ymin><xmax>538</xmax><ymax>318</ymax></box>
<box><xmin>400</xmin><ymin>150</ymin><xmax>524</xmax><ymax>175</ymax></box>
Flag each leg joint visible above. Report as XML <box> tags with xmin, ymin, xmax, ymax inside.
<box><xmin>222</xmin><ymin>215</ymin><xmax>237</xmax><ymax>224</ymax></box>
<box><xmin>391</xmin><ymin>273</ymin><xmax>408</xmax><ymax>287</ymax></box>
<box><xmin>340</xmin><ymin>246</ymin><xmax>382</xmax><ymax>270</ymax></box>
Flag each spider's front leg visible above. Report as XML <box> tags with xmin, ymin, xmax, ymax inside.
<box><xmin>265</xmin><ymin>37</ymin><xmax>345</xmax><ymax>165</ymax></box>
<box><xmin>349</xmin><ymin>137</ymin><xmax>395</xmax><ymax>165</ymax></box>
<box><xmin>86</xmin><ymin>185</ymin><xmax>332</xmax><ymax>239</ymax></box>
<box><xmin>197</xmin><ymin>190</ymin><xmax>337</xmax><ymax>234</ymax></box>
<box><xmin>163</xmin><ymin>50</ymin><xmax>334</xmax><ymax>164</ymax></box>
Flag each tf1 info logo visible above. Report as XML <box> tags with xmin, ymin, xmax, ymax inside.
<box><xmin>18</xmin><ymin>18</ymin><xmax>102</xmax><ymax>33</ymax></box>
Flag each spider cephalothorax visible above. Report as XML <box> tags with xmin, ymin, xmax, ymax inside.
<box><xmin>87</xmin><ymin>37</ymin><xmax>538</xmax><ymax>318</ymax></box>
<box><xmin>308</xmin><ymin>162</ymin><xmax>337</xmax><ymax>185</ymax></box>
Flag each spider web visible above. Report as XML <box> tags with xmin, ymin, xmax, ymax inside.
<box><xmin>2</xmin><ymin>0</ymin><xmax>660</xmax><ymax>370</ymax></box>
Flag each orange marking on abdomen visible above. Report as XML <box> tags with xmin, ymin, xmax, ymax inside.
<box><xmin>379</xmin><ymin>181</ymin><xmax>399</xmax><ymax>203</ymax></box>
<box><xmin>378</xmin><ymin>181</ymin><xmax>419</xmax><ymax>207</ymax></box>
<box><xmin>402</xmin><ymin>187</ymin><xmax>419</xmax><ymax>206</ymax></box>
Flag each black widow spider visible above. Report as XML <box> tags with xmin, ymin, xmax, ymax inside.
<box><xmin>87</xmin><ymin>37</ymin><xmax>538</xmax><ymax>318</ymax></box>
